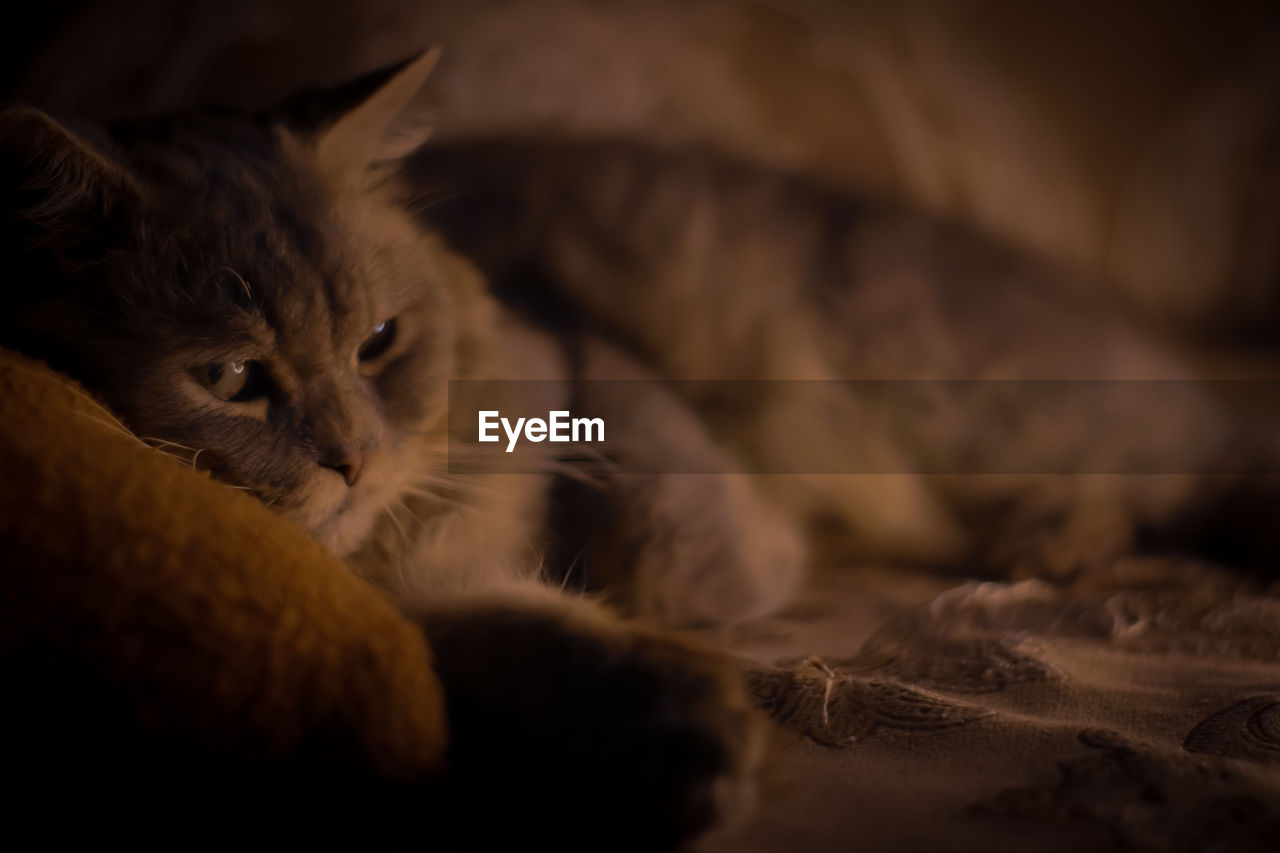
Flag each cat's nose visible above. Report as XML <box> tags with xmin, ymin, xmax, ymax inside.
<box><xmin>320</xmin><ymin>447</ymin><xmax>367</xmax><ymax>487</ymax></box>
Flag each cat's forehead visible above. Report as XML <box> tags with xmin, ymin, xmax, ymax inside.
<box><xmin>115</xmin><ymin>116</ymin><xmax>386</xmax><ymax>334</ymax></box>
<box><xmin>124</xmin><ymin>118</ymin><xmax>330</xmax><ymax>261</ymax></box>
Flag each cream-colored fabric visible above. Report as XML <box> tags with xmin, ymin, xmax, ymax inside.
<box><xmin>698</xmin><ymin>563</ymin><xmax>1280</xmax><ymax>852</ymax></box>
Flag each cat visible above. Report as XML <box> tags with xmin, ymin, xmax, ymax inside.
<box><xmin>0</xmin><ymin>52</ymin><xmax>799</xmax><ymax>847</ymax></box>
<box><xmin>3</xmin><ymin>47</ymin><xmax>1275</xmax><ymax>847</ymax></box>
<box><xmin>407</xmin><ymin>136</ymin><xmax>1280</xmax><ymax>582</ymax></box>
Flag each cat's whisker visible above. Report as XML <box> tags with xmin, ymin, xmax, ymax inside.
<box><xmin>70</xmin><ymin>412</ymin><xmax>223</xmax><ymax>487</ymax></box>
<box><xmin>139</xmin><ymin>436</ymin><xmax>200</xmax><ymax>454</ymax></box>
<box><xmin>152</xmin><ymin>442</ymin><xmax>210</xmax><ymax>473</ymax></box>
<box><xmin>385</xmin><ymin>503</ymin><xmax>412</xmax><ymax>547</ymax></box>
<box><xmin>133</xmin><ymin>434</ymin><xmax>219</xmax><ymax>475</ymax></box>
<box><xmin>437</xmin><ymin>444</ymin><xmax>619</xmax><ymax>483</ymax></box>
<box><xmin>218</xmin><ymin>266</ymin><xmax>254</xmax><ymax>301</ymax></box>
<box><xmin>522</xmin><ymin>534</ymin><xmax>547</xmax><ymax>582</ymax></box>
<box><xmin>400</xmin><ymin>484</ymin><xmax>492</xmax><ymax>513</ymax></box>
<box><xmin>152</xmin><ymin>448</ymin><xmax>190</xmax><ymax>466</ymax></box>
<box><xmin>13</xmin><ymin>364</ymin><xmax>146</xmax><ymax>447</ymax></box>
<box><xmin>554</xmin><ymin>459</ymin><xmax>616</xmax><ymax>482</ymax></box>
<box><xmin>558</xmin><ymin>543</ymin><xmax>592</xmax><ymax>592</ymax></box>
<box><xmin>409</xmin><ymin>458</ymin><xmax>514</xmax><ymax>479</ymax></box>
<box><xmin>394</xmin><ymin>497</ymin><xmax>428</xmax><ymax>530</ymax></box>
<box><xmin>372</xmin><ymin>513</ymin><xmax>412</xmax><ymax>592</ymax></box>
<box><xmin>404</xmin><ymin>187</ymin><xmax>489</xmax><ymax>216</ymax></box>
<box><xmin>408</xmin><ymin>473</ymin><xmax>506</xmax><ymax>495</ymax></box>
<box><xmin>72</xmin><ymin>410</ymin><xmax>148</xmax><ymax>446</ymax></box>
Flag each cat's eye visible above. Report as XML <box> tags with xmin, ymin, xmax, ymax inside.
<box><xmin>357</xmin><ymin>318</ymin><xmax>397</xmax><ymax>364</ymax></box>
<box><xmin>198</xmin><ymin>360</ymin><xmax>267</xmax><ymax>403</ymax></box>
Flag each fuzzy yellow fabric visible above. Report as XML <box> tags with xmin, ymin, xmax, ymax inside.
<box><xmin>0</xmin><ymin>348</ymin><xmax>448</xmax><ymax>841</ymax></box>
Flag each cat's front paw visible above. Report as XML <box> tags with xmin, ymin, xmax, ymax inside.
<box><xmin>421</xmin><ymin>599</ymin><xmax>763</xmax><ymax>849</ymax></box>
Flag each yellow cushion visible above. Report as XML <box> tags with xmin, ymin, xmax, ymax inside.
<box><xmin>0</xmin><ymin>347</ymin><xmax>448</xmax><ymax>832</ymax></box>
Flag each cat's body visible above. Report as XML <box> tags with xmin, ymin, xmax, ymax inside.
<box><xmin>410</xmin><ymin>138</ymin><xmax>1270</xmax><ymax>579</ymax></box>
<box><xmin>1</xmin><ymin>54</ymin><xmax>1273</xmax><ymax>846</ymax></box>
<box><xmin>0</xmin><ymin>55</ymin><xmax>785</xmax><ymax>846</ymax></box>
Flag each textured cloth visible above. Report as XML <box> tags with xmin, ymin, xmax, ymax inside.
<box><xmin>700</xmin><ymin>564</ymin><xmax>1280</xmax><ymax>852</ymax></box>
<box><xmin>0</xmin><ymin>348</ymin><xmax>448</xmax><ymax>842</ymax></box>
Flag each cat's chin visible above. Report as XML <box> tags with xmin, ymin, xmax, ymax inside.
<box><xmin>289</xmin><ymin>450</ymin><xmax>417</xmax><ymax>558</ymax></box>
<box><xmin>308</xmin><ymin>503</ymin><xmax>378</xmax><ymax>558</ymax></box>
<box><xmin>309</xmin><ymin>478</ymin><xmax>414</xmax><ymax>558</ymax></box>
<box><xmin>275</xmin><ymin>484</ymin><xmax>364</xmax><ymax>557</ymax></box>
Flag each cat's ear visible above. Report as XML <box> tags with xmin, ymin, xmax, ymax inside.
<box><xmin>286</xmin><ymin>48</ymin><xmax>441</xmax><ymax>173</ymax></box>
<box><xmin>0</xmin><ymin>107</ymin><xmax>137</xmax><ymax>264</ymax></box>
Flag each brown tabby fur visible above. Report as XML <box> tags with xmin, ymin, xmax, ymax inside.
<box><xmin>2</xmin><ymin>52</ymin><xmax>1275</xmax><ymax>847</ymax></box>
<box><xmin>0</xmin><ymin>55</ymin><xmax>782</xmax><ymax>847</ymax></box>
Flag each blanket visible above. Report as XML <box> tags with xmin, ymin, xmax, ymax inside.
<box><xmin>700</xmin><ymin>564</ymin><xmax>1280</xmax><ymax>852</ymax></box>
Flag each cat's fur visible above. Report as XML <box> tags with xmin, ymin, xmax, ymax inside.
<box><xmin>409</xmin><ymin>137</ymin><xmax>1279</xmax><ymax>579</ymax></box>
<box><xmin>0</xmin><ymin>55</ymin><xmax>787</xmax><ymax>846</ymax></box>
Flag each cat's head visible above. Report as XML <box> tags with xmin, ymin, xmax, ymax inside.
<box><xmin>0</xmin><ymin>50</ymin><xmax>494</xmax><ymax>555</ymax></box>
